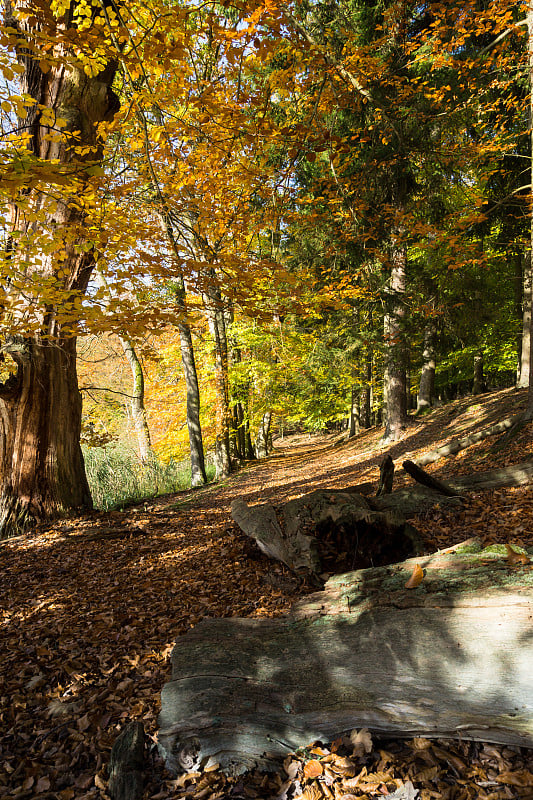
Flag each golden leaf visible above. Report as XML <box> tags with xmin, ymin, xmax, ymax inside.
<box><xmin>505</xmin><ymin>544</ymin><xmax>530</xmax><ymax>566</ymax></box>
<box><xmin>304</xmin><ymin>759</ymin><xmax>324</xmax><ymax>779</ymax></box>
<box><xmin>405</xmin><ymin>563</ymin><xmax>424</xmax><ymax>589</ymax></box>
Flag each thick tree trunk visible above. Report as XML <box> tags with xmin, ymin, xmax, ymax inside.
<box><xmin>384</xmin><ymin>237</ymin><xmax>407</xmax><ymax>441</ymax></box>
<box><xmin>118</xmin><ymin>336</ymin><xmax>152</xmax><ymax>464</ymax></box>
<box><xmin>417</xmin><ymin>319</ymin><xmax>436</xmax><ymax>413</ymax></box>
<box><xmin>0</xmin><ymin>3</ymin><xmax>119</xmax><ymax>536</ymax></box>
<box><xmin>159</xmin><ymin>546</ymin><xmax>533</xmax><ymax>774</ymax></box>
<box><xmin>0</xmin><ymin>338</ymin><xmax>92</xmax><ymax>534</ymax></box>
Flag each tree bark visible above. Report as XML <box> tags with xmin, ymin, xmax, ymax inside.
<box><xmin>255</xmin><ymin>410</ymin><xmax>272</xmax><ymax>458</ymax></box>
<box><xmin>178</xmin><ymin>314</ymin><xmax>208</xmax><ymax>487</ymax></box>
<box><xmin>108</xmin><ymin>721</ymin><xmax>146</xmax><ymax>800</ymax></box>
<box><xmin>204</xmin><ymin>286</ymin><xmax>232</xmax><ymax>479</ymax></box>
<box><xmin>118</xmin><ymin>336</ymin><xmax>152</xmax><ymax>464</ymax></box>
<box><xmin>417</xmin><ymin>319</ymin><xmax>436</xmax><ymax>413</ymax></box>
<box><xmin>0</xmin><ymin>3</ymin><xmax>119</xmax><ymax>536</ymax></box>
<box><xmin>416</xmin><ymin>416</ymin><xmax>516</xmax><ymax>466</ymax></box>
<box><xmin>159</xmin><ymin>546</ymin><xmax>533</xmax><ymax>774</ymax></box>
<box><xmin>402</xmin><ymin>459</ymin><xmax>462</xmax><ymax>497</ymax></box>
<box><xmin>348</xmin><ymin>387</ymin><xmax>359</xmax><ymax>437</ymax></box>
<box><xmin>516</xmin><ymin>251</ymin><xmax>531</xmax><ymax>388</ymax></box>
<box><xmin>472</xmin><ymin>350</ymin><xmax>485</xmax><ymax>395</ymax></box>
<box><xmin>373</xmin><ymin>459</ymin><xmax>533</xmax><ymax>517</ymax></box>
<box><xmin>384</xmin><ymin>236</ymin><xmax>407</xmax><ymax>441</ymax></box>
<box><xmin>0</xmin><ymin>338</ymin><xmax>92</xmax><ymax>534</ymax></box>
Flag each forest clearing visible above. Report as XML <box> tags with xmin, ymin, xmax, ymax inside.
<box><xmin>1</xmin><ymin>386</ymin><xmax>533</xmax><ymax>799</ymax></box>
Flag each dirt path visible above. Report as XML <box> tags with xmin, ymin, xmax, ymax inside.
<box><xmin>0</xmin><ymin>387</ymin><xmax>532</xmax><ymax>799</ymax></box>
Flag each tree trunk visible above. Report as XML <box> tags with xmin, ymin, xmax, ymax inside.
<box><xmin>516</xmin><ymin>252</ymin><xmax>531</xmax><ymax>387</ymax></box>
<box><xmin>373</xmin><ymin>459</ymin><xmax>533</xmax><ymax>517</ymax></box>
<box><xmin>0</xmin><ymin>338</ymin><xmax>92</xmax><ymax>534</ymax></box>
<box><xmin>255</xmin><ymin>411</ymin><xmax>272</xmax><ymax>458</ymax></box>
<box><xmin>472</xmin><ymin>350</ymin><xmax>484</xmax><ymax>395</ymax></box>
<box><xmin>360</xmin><ymin>321</ymin><xmax>373</xmax><ymax>429</ymax></box>
<box><xmin>232</xmin><ymin>402</ymin><xmax>246</xmax><ymax>460</ymax></box>
<box><xmin>0</xmin><ymin>3</ymin><xmax>119</xmax><ymax>536</ymax></box>
<box><xmin>244</xmin><ymin>419</ymin><xmax>255</xmax><ymax>460</ymax></box>
<box><xmin>159</xmin><ymin>546</ymin><xmax>533</xmax><ymax>774</ymax></box>
<box><xmin>178</xmin><ymin>316</ymin><xmax>207</xmax><ymax>487</ymax></box>
<box><xmin>118</xmin><ymin>336</ymin><xmax>152</xmax><ymax>464</ymax></box>
<box><xmin>527</xmin><ymin>3</ymin><xmax>533</xmax><ymax>416</ymax></box>
<box><xmin>204</xmin><ymin>287</ymin><xmax>231</xmax><ymax>479</ymax></box>
<box><xmin>348</xmin><ymin>387</ymin><xmax>359</xmax><ymax>437</ymax></box>
<box><xmin>417</xmin><ymin>319</ymin><xmax>436</xmax><ymax>413</ymax></box>
<box><xmin>384</xmin><ymin>236</ymin><xmax>407</xmax><ymax>441</ymax></box>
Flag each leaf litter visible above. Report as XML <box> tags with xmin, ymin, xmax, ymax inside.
<box><xmin>0</xmin><ymin>387</ymin><xmax>532</xmax><ymax>799</ymax></box>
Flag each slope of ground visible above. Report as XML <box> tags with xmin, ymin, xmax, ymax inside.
<box><xmin>0</xmin><ymin>387</ymin><xmax>532</xmax><ymax>799</ymax></box>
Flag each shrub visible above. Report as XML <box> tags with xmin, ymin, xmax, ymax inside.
<box><xmin>83</xmin><ymin>440</ymin><xmax>214</xmax><ymax>510</ymax></box>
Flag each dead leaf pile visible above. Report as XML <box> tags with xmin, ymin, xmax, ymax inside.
<box><xmin>0</xmin><ymin>386</ymin><xmax>532</xmax><ymax>798</ymax></box>
<box><xmin>147</xmin><ymin>733</ymin><xmax>533</xmax><ymax>800</ymax></box>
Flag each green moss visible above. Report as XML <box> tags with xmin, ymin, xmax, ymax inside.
<box><xmin>454</xmin><ymin>541</ymin><xmax>483</xmax><ymax>554</ymax></box>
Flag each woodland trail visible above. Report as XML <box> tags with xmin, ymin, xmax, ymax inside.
<box><xmin>1</xmin><ymin>386</ymin><xmax>532</xmax><ymax>799</ymax></box>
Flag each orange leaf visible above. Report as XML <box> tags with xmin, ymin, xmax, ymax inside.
<box><xmin>304</xmin><ymin>759</ymin><xmax>323</xmax><ymax>778</ymax></box>
<box><xmin>505</xmin><ymin>544</ymin><xmax>530</xmax><ymax>566</ymax></box>
<box><xmin>405</xmin><ymin>564</ymin><xmax>424</xmax><ymax>589</ymax></box>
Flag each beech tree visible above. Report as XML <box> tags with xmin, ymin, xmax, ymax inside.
<box><xmin>0</xmin><ymin>0</ymin><xmax>119</xmax><ymax>534</ymax></box>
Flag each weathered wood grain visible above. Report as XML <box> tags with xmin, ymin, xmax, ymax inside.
<box><xmin>158</xmin><ymin>547</ymin><xmax>533</xmax><ymax>774</ymax></box>
<box><xmin>232</xmin><ymin>490</ymin><xmax>421</xmax><ymax>576</ymax></box>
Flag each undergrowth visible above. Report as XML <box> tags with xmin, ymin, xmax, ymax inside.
<box><xmin>83</xmin><ymin>441</ymin><xmax>215</xmax><ymax>510</ymax></box>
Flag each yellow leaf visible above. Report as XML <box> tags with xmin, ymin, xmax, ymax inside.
<box><xmin>405</xmin><ymin>563</ymin><xmax>424</xmax><ymax>589</ymax></box>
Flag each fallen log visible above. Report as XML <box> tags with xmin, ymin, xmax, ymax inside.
<box><xmin>449</xmin><ymin>460</ymin><xmax>533</xmax><ymax>491</ymax></box>
<box><xmin>415</xmin><ymin>417</ymin><xmax>515</xmax><ymax>467</ymax></box>
<box><xmin>231</xmin><ymin>489</ymin><xmax>421</xmax><ymax>577</ymax></box>
<box><xmin>373</xmin><ymin>459</ymin><xmax>533</xmax><ymax>518</ymax></box>
<box><xmin>158</xmin><ymin>544</ymin><xmax>533</xmax><ymax>774</ymax></box>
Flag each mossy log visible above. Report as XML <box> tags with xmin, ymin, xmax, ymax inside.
<box><xmin>158</xmin><ymin>544</ymin><xmax>533</xmax><ymax>774</ymax></box>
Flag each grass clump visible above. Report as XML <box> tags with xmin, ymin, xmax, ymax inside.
<box><xmin>83</xmin><ymin>440</ymin><xmax>214</xmax><ymax>510</ymax></box>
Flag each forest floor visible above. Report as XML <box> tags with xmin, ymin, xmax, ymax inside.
<box><xmin>1</xmin><ymin>386</ymin><xmax>532</xmax><ymax>800</ymax></box>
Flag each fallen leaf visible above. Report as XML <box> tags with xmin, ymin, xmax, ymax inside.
<box><xmin>405</xmin><ymin>564</ymin><xmax>424</xmax><ymax>589</ymax></box>
<box><xmin>496</xmin><ymin>769</ymin><xmax>533</xmax><ymax>786</ymax></box>
<box><xmin>35</xmin><ymin>776</ymin><xmax>51</xmax><ymax>792</ymax></box>
<box><xmin>505</xmin><ymin>543</ymin><xmax>530</xmax><ymax>565</ymax></box>
<box><xmin>304</xmin><ymin>759</ymin><xmax>323</xmax><ymax>778</ymax></box>
<box><xmin>350</xmin><ymin>728</ymin><xmax>373</xmax><ymax>757</ymax></box>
